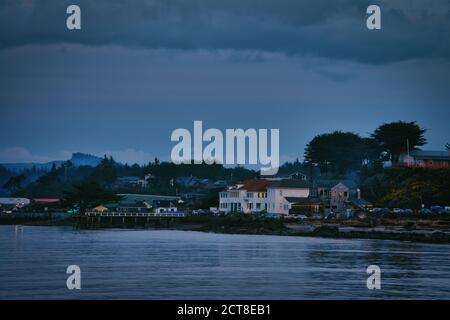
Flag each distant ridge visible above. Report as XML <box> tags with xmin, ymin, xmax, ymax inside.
<box><xmin>1</xmin><ymin>152</ymin><xmax>103</xmax><ymax>173</ymax></box>
<box><xmin>70</xmin><ymin>152</ymin><xmax>103</xmax><ymax>167</ymax></box>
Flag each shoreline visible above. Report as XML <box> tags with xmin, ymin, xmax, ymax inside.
<box><xmin>2</xmin><ymin>215</ymin><xmax>450</xmax><ymax>244</ymax></box>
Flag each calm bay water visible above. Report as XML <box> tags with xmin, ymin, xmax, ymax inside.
<box><xmin>0</xmin><ymin>225</ymin><xmax>449</xmax><ymax>299</ymax></box>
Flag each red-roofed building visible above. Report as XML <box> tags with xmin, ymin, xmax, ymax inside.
<box><xmin>32</xmin><ymin>198</ymin><xmax>61</xmax><ymax>204</ymax></box>
<box><xmin>219</xmin><ymin>179</ymin><xmax>270</xmax><ymax>214</ymax></box>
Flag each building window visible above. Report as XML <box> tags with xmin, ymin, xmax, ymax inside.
<box><xmin>246</xmin><ymin>192</ymin><xmax>253</xmax><ymax>198</ymax></box>
<box><xmin>279</xmin><ymin>190</ymin><xmax>283</xmax><ymax>196</ymax></box>
<box><xmin>256</xmin><ymin>203</ymin><xmax>261</xmax><ymax>209</ymax></box>
<box><xmin>257</xmin><ymin>192</ymin><xmax>267</xmax><ymax>199</ymax></box>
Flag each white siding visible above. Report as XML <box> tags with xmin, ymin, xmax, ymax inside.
<box><xmin>267</xmin><ymin>188</ymin><xmax>310</xmax><ymax>215</ymax></box>
<box><xmin>219</xmin><ymin>190</ymin><xmax>268</xmax><ymax>214</ymax></box>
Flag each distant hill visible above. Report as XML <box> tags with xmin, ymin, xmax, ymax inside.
<box><xmin>1</xmin><ymin>161</ymin><xmax>64</xmax><ymax>174</ymax></box>
<box><xmin>70</xmin><ymin>152</ymin><xmax>103</xmax><ymax>167</ymax></box>
<box><xmin>1</xmin><ymin>153</ymin><xmax>103</xmax><ymax>174</ymax></box>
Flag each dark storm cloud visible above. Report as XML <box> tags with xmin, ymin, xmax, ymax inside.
<box><xmin>1</xmin><ymin>0</ymin><xmax>450</xmax><ymax>64</ymax></box>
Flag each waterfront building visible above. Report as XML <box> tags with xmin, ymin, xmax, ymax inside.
<box><xmin>219</xmin><ymin>178</ymin><xmax>369</xmax><ymax>216</ymax></box>
<box><xmin>219</xmin><ymin>179</ymin><xmax>271</xmax><ymax>214</ymax></box>
<box><xmin>0</xmin><ymin>197</ymin><xmax>30</xmax><ymax>207</ymax></box>
<box><xmin>266</xmin><ymin>180</ymin><xmax>314</xmax><ymax>215</ymax></box>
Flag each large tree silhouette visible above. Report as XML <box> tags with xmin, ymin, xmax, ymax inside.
<box><xmin>304</xmin><ymin>131</ymin><xmax>376</xmax><ymax>174</ymax></box>
<box><xmin>371</xmin><ymin>121</ymin><xmax>427</xmax><ymax>163</ymax></box>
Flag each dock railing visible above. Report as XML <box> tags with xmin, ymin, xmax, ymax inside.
<box><xmin>84</xmin><ymin>211</ymin><xmax>186</xmax><ymax>218</ymax></box>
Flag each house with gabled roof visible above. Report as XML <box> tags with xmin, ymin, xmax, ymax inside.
<box><xmin>266</xmin><ymin>180</ymin><xmax>314</xmax><ymax>215</ymax></box>
<box><xmin>219</xmin><ymin>179</ymin><xmax>271</xmax><ymax>214</ymax></box>
<box><xmin>315</xmin><ymin>179</ymin><xmax>358</xmax><ymax>213</ymax></box>
<box><xmin>219</xmin><ymin>177</ymin><xmax>369</xmax><ymax>216</ymax></box>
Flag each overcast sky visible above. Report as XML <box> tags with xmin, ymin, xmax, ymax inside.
<box><xmin>1</xmin><ymin>0</ymin><xmax>449</xmax><ymax>164</ymax></box>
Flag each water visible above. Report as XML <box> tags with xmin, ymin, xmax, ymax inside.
<box><xmin>0</xmin><ymin>225</ymin><xmax>449</xmax><ymax>300</ymax></box>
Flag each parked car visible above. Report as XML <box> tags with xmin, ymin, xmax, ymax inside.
<box><xmin>430</xmin><ymin>206</ymin><xmax>444</xmax><ymax>214</ymax></box>
<box><xmin>419</xmin><ymin>208</ymin><xmax>432</xmax><ymax>215</ymax></box>
<box><xmin>370</xmin><ymin>208</ymin><xmax>391</xmax><ymax>215</ymax></box>
<box><xmin>297</xmin><ymin>215</ymin><xmax>308</xmax><ymax>221</ymax></box>
<box><xmin>209</xmin><ymin>207</ymin><xmax>220</xmax><ymax>214</ymax></box>
<box><xmin>445</xmin><ymin>207</ymin><xmax>450</xmax><ymax>214</ymax></box>
<box><xmin>393</xmin><ymin>208</ymin><xmax>404</xmax><ymax>214</ymax></box>
<box><xmin>264</xmin><ymin>213</ymin><xmax>281</xmax><ymax>220</ymax></box>
<box><xmin>403</xmin><ymin>209</ymin><xmax>414</xmax><ymax>215</ymax></box>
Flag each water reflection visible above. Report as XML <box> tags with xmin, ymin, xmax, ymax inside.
<box><xmin>0</xmin><ymin>226</ymin><xmax>449</xmax><ymax>300</ymax></box>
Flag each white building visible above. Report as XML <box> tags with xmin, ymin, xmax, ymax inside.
<box><xmin>0</xmin><ymin>197</ymin><xmax>30</xmax><ymax>207</ymax></box>
<box><xmin>219</xmin><ymin>180</ymin><xmax>271</xmax><ymax>214</ymax></box>
<box><xmin>266</xmin><ymin>180</ymin><xmax>313</xmax><ymax>215</ymax></box>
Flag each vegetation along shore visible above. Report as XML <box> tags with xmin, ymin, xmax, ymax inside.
<box><xmin>2</xmin><ymin>213</ymin><xmax>450</xmax><ymax>244</ymax></box>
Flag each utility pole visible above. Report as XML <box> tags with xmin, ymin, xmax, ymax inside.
<box><xmin>407</xmin><ymin>138</ymin><xmax>411</xmax><ymax>167</ymax></box>
<box><xmin>407</xmin><ymin>138</ymin><xmax>410</xmax><ymax>156</ymax></box>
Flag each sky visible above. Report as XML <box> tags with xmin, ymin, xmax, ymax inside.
<box><xmin>1</xmin><ymin>0</ymin><xmax>449</xmax><ymax>165</ymax></box>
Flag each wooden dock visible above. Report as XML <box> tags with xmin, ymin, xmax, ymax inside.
<box><xmin>85</xmin><ymin>211</ymin><xmax>185</xmax><ymax>218</ymax></box>
<box><xmin>75</xmin><ymin>211</ymin><xmax>186</xmax><ymax>228</ymax></box>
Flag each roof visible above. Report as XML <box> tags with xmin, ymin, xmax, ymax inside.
<box><xmin>118</xmin><ymin>194</ymin><xmax>180</xmax><ymax>204</ymax></box>
<box><xmin>32</xmin><ymin>198</ymin><xmax>60</xmax><ymax>203</ymax></box>
<box><xmin>349</xmin><ymin>197</ymin><xmax>372</xmax><ymax>207</ymax></box>
<box><xmin>275</xmin><ymin>172</ymin><xmax>308</xmax><ymax>180</ymax></box>
<box><xmin>176</xmin><ymin>176</ymin><xmax>211</xmax><ymax>186</ymax></box>
<box><xmin>113</xmin><ymin>202</ymin><xmax>149</xmax><ymax>209</ymax></box>
<box><xmin>0</xmin><ymin>197</ymin><xmax>30</xmax><ymax>205</ymax></box>
<box><xmin>93</xmin><ymin>205</ymin><xmax>109</xmax><ymax>212</ymax></box>
<box><xmin>267</xmin><ymin>180</ymin><xmax>312</xmax><ymax>189</ymax></box>
<box><xmin>117</xmin><ymin>176</ymin><xmax>140</xmax><ymax>182</ymax></box>
<box><xmin>285</xmin><ymin>197</ymin><xmax>322</xmax><ymax>204</ymax></box>
<box><xmin>315</xmin><ymin>179</ymin><xmax>358</xmax><ymax>189</ymax></box>
<box><xmin>409</xmin><ymin>150</ymin><xmax>450</xmax><ymax>161</ymax></box>
<box><xmin>238</xmin><ymin>179</ymin><xmax>271</xmax><ymax>192</ymax></box>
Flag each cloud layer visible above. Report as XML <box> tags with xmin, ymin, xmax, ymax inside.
<box><xmin>1</xmin><ymin>0</ymin><xmax>450</xmax><ymax>64</ymax></box>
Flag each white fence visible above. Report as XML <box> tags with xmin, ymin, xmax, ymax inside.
<box><xmin>85</xmin><ymin>211</ymin><xmax>185</xmax><ymax>218</ymax></box>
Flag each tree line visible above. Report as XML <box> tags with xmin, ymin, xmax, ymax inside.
<box><xmin>304</xmin><ymin>121</ymin><xmax>428</xmax><ymax>174</ymax></box>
